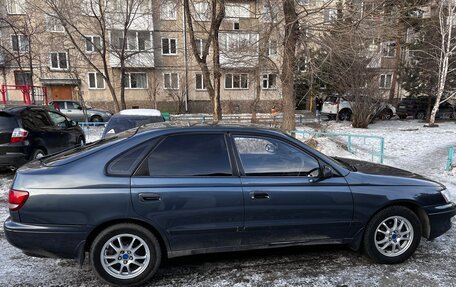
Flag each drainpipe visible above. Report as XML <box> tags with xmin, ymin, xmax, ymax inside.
<box><xmin>183</xmin><ymin>2</ymin><xmax>189</xmax><ymax>112</ymax></box>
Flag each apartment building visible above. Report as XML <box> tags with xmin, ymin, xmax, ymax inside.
<box><xmin>0</xmin><ymin>0</ymin><xmax>401</xmax><ymax>113</ymax></box>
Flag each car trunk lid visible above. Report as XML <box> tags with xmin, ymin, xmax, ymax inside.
<box><xmin>0</xmin><ymin>112</ymin><xmax>19</xmax><ymax>144</ymax></box>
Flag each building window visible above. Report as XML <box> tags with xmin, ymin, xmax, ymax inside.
<box><xmin>195</xmin><ymin>73</ymin><xmax>206</xmax><ymax>90</ymax></box>
<box><xmin>160</xmin><ymin>0</ymin><xmax>177</xmax><ymax>20</ymax></box>
<box><xmin>85</xmin><ymin>35</ymin><xmax>102</xmax><ymax>52</ymax></box>
<box><xmin>194</xmin><ymin>2</ymin><xmax>210</xmax><ymax>21</ymax></box>
<box><xmin>225</xmin><ymin>73</ymin><xmax>248</xmax><ymax>89</ymax></box>
<box><xmin>11</xmin><ymin>35</ymin><xmax>29</xmax><ymax>52</ymax></box>
<box><xmin>124</xmin><ymin>72</ymin><xmax>148</xmax><ymax>89</ymax></box>
<box><xmin>14</xmin><ymin>71</ymin><xmax>32</xmax><ymax>86</ymax></box>
<box><xmin>382</xmin><ymin>42</ymin><xmax>396</xmax><ymax>57</ymax></box>
<box><xmin>7</xmin><ymin>0</ymin><xmax>25</xmax><ymax>14</ymax></box>
<box><xmin>112</xmin><ymin>31</ymin><xmax>151</xmax><ymax>52</ymax></box>
<box><xmin>221</xmin><ymin>33</ymin><xmax>258</xmax><ymax>52</ymax></box>
<box><xmin>162</xmin><ymin>38</ymin><xmax>177</xmax><ymax>55</ymax></box>
<box><xmin>379</xmin><ymin>74</ymin><xmax>393</xmax><ymax>89</ymax></box>
<box><xmin>81</xmin><ymin>0</ymin><xmax>100</xmax><ymax>16</ymax></box>
<box><xmin>324</xmin><ymin>8</ymin><xmax>337</xmax><ymax>23</ymax></box>
<box><xmin>164</xmin><ymin>73</ymin><xmax>179</xmax><ymax>90</ymax></box>
<box><xmin>233</xmin><ymin>22</ymin><xmax>240</xmax><ymax>30</ymax></box>
<box><xmin>88</xmin><ymin>72</ymin><xmax>105</xmax><ymax>89</ymax></box>
<box><xmin>50</xmin><ymin>52</ymin><xmax>68</xmax><ymax>70</ymax></box>
<box><xmin>46</xmin><ymin>15</ymin><xmax>64</xmax><ymax>32</ymax></box>
<box><xmin>225</xmin><ymin>3</ymin><xmax>250</xmax><ymax>18</ymax></box>
<box><xmin>262</xmin><ymin>74</ymin><xmax>277</xmax><ymax>89</ymax></box>
<box><xmin>196</xmin><ymin>38</ymin><xmax>207</xmax><ymax>57</ymax></box>
<box><xmin>268</xmin><ymin>40</ymin><xmax>277</xmax><ymax>55</ymax></box>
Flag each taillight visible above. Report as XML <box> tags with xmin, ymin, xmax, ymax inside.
<box><xmin>10</xmin><ymin>128</ymin><xmax>29</xmax><ymax>143</ymax></box>
<box><xmin>8</xmin><ymin>189</ymin><xmax>29</xmax><ymax>211</ymax></box>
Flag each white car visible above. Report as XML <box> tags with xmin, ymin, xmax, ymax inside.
<box><xmin>321</xmin><ymin>96</ymin><xmax>396</xmax><ymax>121</ymax></box>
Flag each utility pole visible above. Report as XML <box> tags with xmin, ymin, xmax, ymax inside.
<box><xmin>183</xmin><ymin>2</ymin><xmax>189</xmax><ymax>112</ymax></box>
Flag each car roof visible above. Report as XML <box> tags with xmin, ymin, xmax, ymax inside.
<box><xmin>118</xmin><ymin>109</ymin><xmax>162</xmax><ymax>116</ymax></box>
<box><xmin>0</xmin><ymin>105</ymin><xmax>54</xmax><ymax>115</ymax></box>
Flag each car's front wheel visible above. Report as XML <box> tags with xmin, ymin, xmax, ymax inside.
<box><xmin>363</xmin><ymin>206</ymin><xmax>421</xmax><ymax>264</ymax></box>
<box><xmin>90</xmin><ymin>224</ymin><xmax>161</xmax><ymax>286</ymax></box>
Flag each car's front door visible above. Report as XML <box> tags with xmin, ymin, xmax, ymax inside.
<box><xmin>130</xmin><ymin>133</ymin><xmax>243</xmax><ymax>252</ymax></box>
<box><xmin>47</xmin><ymin>111</ymin><xmax>72</xmax><ymax>151</ymax></box>
<box><xmin>231</xmin><ymin>135</ymin><xmax>353</xmax><ymax>246</ymax></box>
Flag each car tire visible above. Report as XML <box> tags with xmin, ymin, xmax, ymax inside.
<box><xmin>363</xmin><ymin>206</ymin><xmax>421</xmax><ymax>264</ymax></box>
<box><xmin>90</xmin><ymin>223</ymin><xmax>161</xmax><ymax>286</ymax></box>
<box><xmin>381</xmin><ymin>109</ymin><xmax>394</xmax><ymax>120</ymax></box>
<box><xmin>78</xmin><ymin>137</ymin><xmax>85</xmax><ymax>147</ymax></box>
<box><xmin>90</xmin><ymin>115</ymin><xmax>103</xmax><ymax>123</ymax></box>
<box><xmin>31</xmin><ymin>149</ymin><xmax>46</xmax><ymax>160</ymax></box>
<box><xmin>415</xmin><ymin>111</ymin><xmax>426</xmax><ymax>120</ymax></box>
<box><xmin>339</xmin><ymin>110</ymin><xmax>352</xmax><ymax>121</ymax></box>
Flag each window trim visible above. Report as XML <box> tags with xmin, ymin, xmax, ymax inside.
<box><xmin>224</xmin><ymin>73</ymin><xmax>249</xmax><ymax>90</ymax></box>
<box><xmin>160</xmin><ymin>0</ymin><xmax>177</xmax><ymax>20</ymax></box>
<box><xmin>123</xmin><ymin>72</ymin><xmax>148</xmax><ymax>89</ymax></box>
<box><xmin>45</xmin><ymin>15</ymin><xmax>65</xmax><ymax>33</ymax></box>
<box><xmin>7</xmin><ymin>0</ymin><xmax>26</xmax><ymax>15</ymax></box>
<box><xmin>11</xmin><ymin>34</ymin><xmax>29</xmax><ymax>53</ymax></box>
<box><xmin>87</xmin><ymin>72</ymin><xmax>106</xmax><ymax>90</ymax></box>
<box><xmin>132</xmin><ymin>132</ymin><xmax>237</xmax><ymax>178</ymax></box>
<box><xmin>262</xmin><ymin>73</ymin><xmax>277</xmax><ymax>90</ymax></box>
<box><xmin>49</xmin><ymin>51</ymin><xmax>69</xmax><ymax>70</ymax></box>
<box><xmin>85</xmin><ymin>35</ymin><xmax>102</xmax><ymax>53</ymax></box>
<box><xmin>163</xmin><ymin>72</ymin><xmax>179</xmax><ymax>90</ymax></box>
<box><xmin>161</xmin><ymin>37</ymin><xmax>177</xmax><ymax>55</ymax></box>
<box><xmin>379</xmin><ymin>73</ymin><xmax>393</xmax><ymax>89</ymax></box>
<box><xmin>230</xmin><ymin>133</ymin><xmax>323</xmax><ymax>178</ymax></box>
<box><xmin>195</xmin><ymin>72</ymin><xmax>206</xmax><ymax>91</ymax></box>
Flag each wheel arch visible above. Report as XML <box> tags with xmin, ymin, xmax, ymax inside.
<box><xmin>84</xmin><ymin>218</ymin><xmax>170</xmax><ymax>259</ymax></box>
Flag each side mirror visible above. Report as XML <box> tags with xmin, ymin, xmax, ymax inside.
<box><xmin>321</xmin><ymin>165</ymin><xmax>334</xmax><ymax>179</ymax></box>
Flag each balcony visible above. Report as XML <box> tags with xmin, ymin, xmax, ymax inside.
<box><xmin>109</xmin><ymin>30</ymin><xmax>154</xmax><ymax>68</ymax></box>
<box><xmin>109</xmin><ymin>52</ymin><xmax>154</xmax><ymax>68</ymax></box>
<box><xmin>220</xmin><ymin>32</ymin><xmax>259</xmax><ymax>68</ymax></box>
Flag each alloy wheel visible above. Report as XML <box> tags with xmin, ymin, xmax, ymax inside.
<box><xmin>374</xmin><ymin>216</ymin><xmax>414</xmax><ymax>257</ymax></box>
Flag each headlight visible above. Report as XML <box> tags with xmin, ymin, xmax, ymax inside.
<box><xmin>441</xmin><ymin>188</ymin><xmax>452</xmax><ymax>203</ymax></box>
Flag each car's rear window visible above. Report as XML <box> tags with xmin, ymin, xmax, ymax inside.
<box><xmin>103</xmin><ymin>115</ymin><xmax>164</xmax><ymax>138</ymax></box>
<box><xmin>0</xmin><ymin>113</ymin><xmax>18</xmax><ymax>130</ymax></box>
<box><xmin>42</xmin><ymin>129</ymin><xmax>137</xmax><ymax>166</ymax></box>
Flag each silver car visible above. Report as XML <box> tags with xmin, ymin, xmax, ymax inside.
<box><xmin>49</xmin><ymin>100</ymin><xmax>112</xmax><ymax>122</ymax></box>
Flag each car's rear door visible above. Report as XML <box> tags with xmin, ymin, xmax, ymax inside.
<box><xmin>130</xmin><ymin>133</ymin><xmax>244</xmax><ymax>252</ymax></box>
<box><xmin>46</xmin><ymin>110</ymin><xmax>73</xmax><ymax>151</ymax></box>
<box><xmin>21</xmin><ymin>109</ymin><xmax>62</xmax><ymax>154</ymax></box>
<box><xmin>231</xmin><ymin>134</ymin><xmax>353</xmax><ymax>246</ymax></box>
<box><xmin>65</xmin><ymin>101</ymin><xmax>85</xmax><ymax>122</ymax></box>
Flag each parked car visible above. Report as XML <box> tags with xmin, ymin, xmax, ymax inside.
<box><xmin>102</xmin><ymin>109</ymin><xmax>164</xmax><ymax>139</ymax></box>
<box><xmin>396</xmin><ymin>96</ymin><xmax>456</xmax><ymax>120</ymax></box>
<box><xmin>0</xmin><ymin>106</ymin><xmax>85</xmax><ymax>170</ymax></box>
<box><xmin>4</xmin><ymin>124</ymin><xmax>455</xmax><ymax>286</ymax></box>
<box><xmin>49</xmin><ymin>100</ymin><xmax>112</xmax><ymax>123</ymax></box>
<box><xmin>321</xmin><ymin>96</ymin><xmax>396</xmax><ymax>121</ymax></box>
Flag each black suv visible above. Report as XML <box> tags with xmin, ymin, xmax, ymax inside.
<box><xmin>397</xmin><ymin>97</ymin><xmax>455</xmax><ymax>120</ymax></box>
<box><xmin>0</xmin><ymin>106</ymin><xmax>85</xmax><ymax>169</ymax></box>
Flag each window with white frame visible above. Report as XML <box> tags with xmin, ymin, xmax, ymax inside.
<box><xmin>50</xmin><ymin>52</ymin><xmax>68</xmax><ymax>70</ymax></box>
<box><xmin>221</xmin><ymin>33</ymin><xmax>258</xmax><ymax>52</ymax></box>
<box><xmin>195</xmin><ymin>73</ymin><xmax>206</xmax><ymax>90</ymax></box>
<box><xmin>194</xmin><ymin>2</ymin><xmax>210</xmax><ymax>21</ymax></box>
<box><xmin>88</xmin><ymin>72</ymin><xmax>105</xmax><ymax>89</ymax></box>
<box><xmin>196</xmin><ymin>38</ymin><xmax>207</xmax><ymax>57</ymax></box>
<box><xmin>382</xmin><ymin>41</ymin><xmax>396</xmax><ymax>57</ymax></box>
<box><xmin>262</xmin><ymin>74</ymin><xmax>277</xmax><ymax>89</ymax></box>
<box><xmin>111</xmin><ymin>31</ymin><xmax>151</xmax><ymax>51</ymax></box>
<box><xmin>225</xmin><ymin>73</ymin><xmax>248</xmax><ymax>89</ymax></box>
<box><xmin>164</xmin><ymin>73</ymin><xmax>179</xmax><ymax>90</ymax></box>
<box><xmin>324</xmin><ymin>8</ymin><xmax>337</xmax><ymax>23</ymax></box>
<box><xmin>85</xmin><ymin>35</ymin><xmax>102</xmax><ymax>52</ymax></box>
<box><xmin>11</xmin><ymin>34</ymin><xmax>29</xmax><ymax>52</ymax></box>
<box><xmin>81</xmin><ymin>0</ymin><xmax>101</xmax><ymax>16</ymax></box>
<box><xmin>225</xmin><ymin>3</ymin><xmax>250</xmax><ymax>18</ymax></box>
<box><xmin>7</xmin><ymin>0</ymin><xmax>25</xmax><ymax>14</ymax></box>
<box><xmin>161</xmin><ymin>1</ymin><xmax>177</xmax><ymax>20</ymax></box>
<box><xmin>268</xmin><ymin>40</ymin><xmax>277</xmax><ymax>55</ymax></box>
<box><xmin>46</xmin><ymin>15</ymin><xmax>64</xmax><ymax>32</ymax></box>
<box><xmin>162</xmin><ymin>38</ymin><xmax>177</xmax><ymax>55</ymax></box>
<box><xmin>379</xmin><ymin>74</ymin><xmax>393</xmax><ymax>89</ymax></box>
<box><xmin>124</xmin><ymin>72</ymin><xmax>148</xmax><ymax>89</ymax></box>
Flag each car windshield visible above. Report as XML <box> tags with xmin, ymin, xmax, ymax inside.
<box><xmin>103</xmin><ymin>115</ymin><xmax>164</xmax><ymax>138</ymax></box>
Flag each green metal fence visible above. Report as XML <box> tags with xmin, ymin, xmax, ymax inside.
<box><xmin>446</xmin><ymin>146</ymin><xmax>455</xmax><ymax>172</ymax></box>
<box><xmin>291</xmin><ymin>130</ymin><xmax>385</xmax><ymax>164</ymax></box>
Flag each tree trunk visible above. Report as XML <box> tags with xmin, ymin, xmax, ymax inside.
<box><xmin>280</xmin><ymin>0</ymin><xmax>299</xmax><ymax>131</ymax></box>
<box><xmin>251</xmin><ymin>69</ymin><xmax>261</xmax><ymax>123</ymax></box>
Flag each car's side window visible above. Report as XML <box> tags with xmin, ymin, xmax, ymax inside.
<box><xmin>67</xmin><ymin>102</ymin><xmax>81</xmax><ymax>110</ymax></box>
<box><xmin>21</xmin><ymin>110</ymin><xmax>52</xmax><ymax>130</ymax></box>
<box><xmin>48</xmin><ymin>111</ymin><xmax>68</xmax><ymax>128</ymax></box>
<box><xmin>107</xmin><ymin>139</ymin><xmax>158</xmax><ymax>176</ymax></box>
<box><xmin>234</xmin><ymin>136</ymin><xmax>320</xmax><ymax>177</ymax></box>
<box><xmin>136</xmin><ymin>134</ymin><xmax>232</xmax><ymax>177</ymax></box>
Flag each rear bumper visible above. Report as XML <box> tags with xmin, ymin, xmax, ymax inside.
<box><xmin>0</xmin><ymin>152</ymin><xmax>29</xmax><ymax>168</ymax></box>
<box><xmin>3</xmin><ymin>218</ymin><xmax>88</xmax><ymax>259</ymax></box>
<box><xmin>426</xmin><ymin>203</ymin><xmax>456</xmax><ymax>240</ymax></box>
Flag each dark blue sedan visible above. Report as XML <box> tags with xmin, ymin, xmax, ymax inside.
<box><xmin>4</xmin><ymin>124</ymin><xmax>455</xmax><ymax>286</ymax></box>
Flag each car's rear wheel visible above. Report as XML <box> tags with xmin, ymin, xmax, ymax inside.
<box><xmin>380</xmin><ymin>109</ymin><xmax>394</xmax><ymax>120</ymax></box>
<box><xmin>31</xmin><ymin>149</ymin><xmax>46</xmax><ymax>160</ymax></box>
<box><xmin>363</xmin><ymin>206</ymin><xmax>421</xmax><ymax>264</ymax></box>
<box><xmin>90</xmin><ymin>115</ymin><xmax>103</xmax><ymax>123</ymax></box>
<box><xmin>90</xmin><ymin>224</ymin><xmax>161</xmax><ymax>286</ymax></box>
<box><xmin>339</xmin><ymin>109</ymin><xmax>352</xmax><ymax>121</ymax></box>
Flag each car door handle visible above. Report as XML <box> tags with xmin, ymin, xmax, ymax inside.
<box><xmin>138</xmin><ymin>193</ymin><xmax>161</xmax><ymax>201</ymax></box>
<box><xmin>250</xmin><ymin>191</ymin><xmax>270</xmax><ymax>200</ymax></box>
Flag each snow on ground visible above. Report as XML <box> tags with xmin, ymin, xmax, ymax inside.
<box><xmin>82</xmin><ymin>126</ymin><xmax>105</xmax><ymax>143</ymax></box>
<box><xmin>0</xmin><ymin>119</ymin><xmax>455</xmax><ymax>286</ymax></box>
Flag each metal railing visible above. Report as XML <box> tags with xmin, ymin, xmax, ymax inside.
<box><xmin>291</xmin><ymin>130</ymin><xmax>385</xmax><ymax>164</ymax></box>
<box><xmin>170</xmin><ymin>113</ymin><xmax>313</xmax><ymax>124</ymax></box>
<box><xmin>446</xmin><ymin>146</ymin><xmax>455</xmax><ymax>172</ymax></box>
<box><xmin>78</xmin><ymin>122</ymin><xmax>107</xmax><ymax>128</ymax></box>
